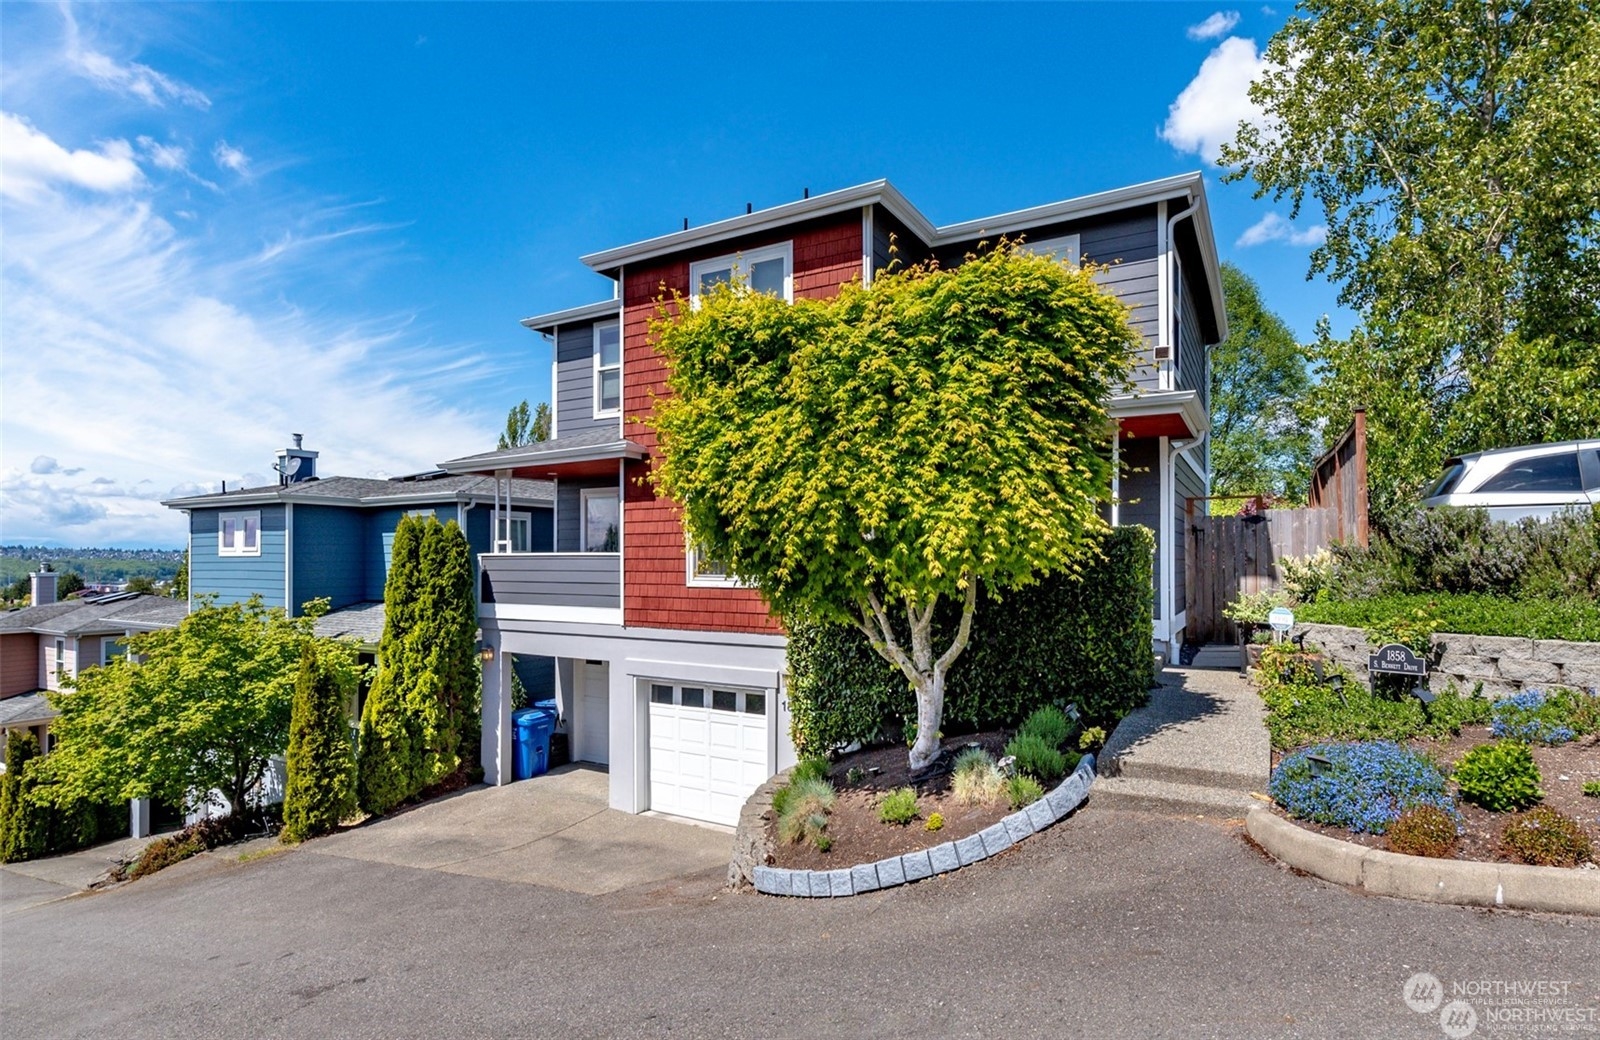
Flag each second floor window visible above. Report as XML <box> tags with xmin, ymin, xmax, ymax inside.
<box><xmin>581</xmin><ymin>489</ymin><xmax>619</xmax><ymax>552</ymax></box>
<box><xmin>219</xmin><ymin>511</ymin><xmax>261</xmax><ymax>556</ymax></box>
<box><xmin>594</xmin><ymin>320</ymin><xmax>621</xmax><ymax>417</ymax></box>
<box><xmin>690</xmin><ymin>241</ymin><xmax>793</xmax><ymax>309</ymax></box>
<box><xmin>497</xmin><ymin>512</ymin><xmax>532</xmax><ymax>553</ymax></box>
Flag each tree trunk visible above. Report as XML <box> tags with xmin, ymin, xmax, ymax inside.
<box><xmin>854</xmin><ymin>574</ymin><xmax>979</xmax><ymax>773</ymax></box>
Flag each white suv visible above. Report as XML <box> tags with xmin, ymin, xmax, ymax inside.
<box><xmin>1420</xmin><ymin>440</ymin><xmax>1600</xmax><ymax>522</ymax></box>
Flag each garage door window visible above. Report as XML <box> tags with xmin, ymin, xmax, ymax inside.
<box><xmin>649</xmin><ymin>682</ymin><xmax>765</xmax><ymax>715</ymax></box>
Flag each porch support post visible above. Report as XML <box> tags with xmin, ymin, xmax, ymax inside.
<box><xmin>480</xmin><ymin>639</ymin><xmax>512</xmax><ymax>785</ymax></box>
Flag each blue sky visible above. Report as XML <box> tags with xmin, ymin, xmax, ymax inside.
<box><xmin>0</xmin><ymin>2</ymin><xmax>1342</xmax><ymax>548</ymax></box>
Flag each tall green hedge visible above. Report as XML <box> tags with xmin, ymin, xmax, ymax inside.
<box><xmin>787</xmin><ymin>524</ymin><xmax>1155</xmax><ymax>756</ymax></box>
<box><xmin>281</xmin><ymin>645</ymin><xmax>358</xmax><ymax>843</ymax></box>
<box><xmin>0</xmin><ymin>730</ymin><xmax>123</xmax><ymax>864</ymax></box>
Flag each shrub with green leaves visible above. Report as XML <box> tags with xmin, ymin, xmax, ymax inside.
<box><xmin>951</xmin><ymin>748</ymin><xmax>1005</xmax><ymax>806</ymax></box>
<box><xmin>1004</xmin><ymin>733</ymin><xmax>1068</xmax><ymax>784</ymax></box>
<box><xmin>0</xmin><ymin>732</ymin><xmax>44</xmax><ymax>864</ymax></box>
<box><xmin>775</xmin><ymin>777</ymin><xmax>836</xmax><ymax>851</ymax></box>
<box><xmin>1297</xmin><ymin>592</ymin><xmax>1600</xmax><ymax>643</ymax></box>
<box><xmin>1452</xmin><ymin>741</ymin><xmax>1542</xmax><ymax>812</ymax></box>
<box><xmin>1499</xmin><ymin>807</ymin><xmax>1593</xmax><ymax>867</ymax></box>
<box><xmin>1386</xmin><ymin>804</ymin><xmax>1460</xmax><ymax>859</ymax></box>
<box><xmin>790</xmin><ymin>756</ymin><xmax>830</xmax><ymax>787</ymax></box>
<box><xmin>1006</xmin><ymin>774</ymin><xmax>1044</xmax><ymax>810</ymax></box>
<box><xmin>925</xmin><ymin>813</ymin><xmax>944</xmax><ymax>832</ymax></box>
<box><xmin>281</xmin><ymin>645</ymin><xmax>358</xmax><ymax>844</ymax></box>
<box><xmin>878</xmin><ymin>786</ymin><xmax>920</xmax><ymax>825</ymax></box>
<box><xmin>1258</xmin><ymin>669</ymin><xmax>1490</xmax><ymax>751</ymax></box>
<box><xmin>1018</xmin><ymin>706</ymin><xmax>1071</xmax><ymax>751</ymax></box>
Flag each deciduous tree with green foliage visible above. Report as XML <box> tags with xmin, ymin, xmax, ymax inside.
<box><xmin>281</xmin><ymin>644</ymin><xmax>358</xmax><ymax>843</ymax></box>
<box><xmin>651</xmin><ymin>245</ymin><xmax>1138</xmax><ymax>771</ymax></box>
<box><xmin>1210</xmin><ymin>263</ymin><xmax>1312</xmax><ymax>504</ymax></box>
<box><xmin>1222</xmin><ymin>0</ymin><xmax>1600</xmax><ymax>524</ymax></box>
<box><xmin>38</xmin><ymin>597</ymin><xmax>344</xmax><ymax>825</ymax></box>
<box><xmin>497</xmin><ymin>399</ymin><xmax>552</xmax><ymax>450</ymax></box>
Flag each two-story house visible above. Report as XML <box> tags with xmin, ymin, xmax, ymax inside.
<box><xmin>440</xmin><ymin>173</ymin><xmax>1226</xmax><ymax>827</ymax></box>
<box><xmin>163</xmin><ymin>438</ymin><xmax>556</xmax><ymax>649</ymax></box>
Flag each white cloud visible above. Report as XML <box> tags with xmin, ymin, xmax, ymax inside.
<box><xmin>1160</xmin><ymin>36</ymin><xmax>1269</xmax><ymax>161</ymax></box>
<box><xmin>137</xmin><ymin>136</ymin><xmax>186</xmax><ymax>172</ymax></box>
<box><xmin>61</xmin><ymin>6</ymin><xmax>210</xmax><ymax>110</ymax></box>
<box><xmin>31</xmin><ymin>456</ymin><xmax>59</xmax><ymax>474</ymax></box>
<box><xmin>212</xmin><ymin>140</ymin><xmax>250</xmax><ymax>174</ymax></box>
<box><xmin>1236</xmin><ymin>212</ymin><xmax>1327</xmax><ymax>248</ymax></box>
<box><xmin>1187</xmin><ymin>11</ymin><xmax>1240</xmax><ymax>41</ymax></box>
<box><xmin>0</xmin><ymin>111</ymin><xmax>144</xmax><ymax>200</ymax></box>
<box><xmin>1</xmin><ymin>119</ymin><xmax>497</xmax><ymax>547</ymax></box>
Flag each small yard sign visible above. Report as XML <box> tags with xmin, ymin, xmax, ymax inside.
<box><xmin>1368</xmin><ymin>643</ymin><xmax>1428</xmax><ymax>677</ymax></box>
<box><xmin>1267</xmin><ymin>606</ymin><xmax>1295</xmax><ymax>634</ymax></box>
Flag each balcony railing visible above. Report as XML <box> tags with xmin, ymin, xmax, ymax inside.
<box><xmin>479</xmin><ymin>552</ymin><xmax>620</xmax><ymax>611</ymax></box>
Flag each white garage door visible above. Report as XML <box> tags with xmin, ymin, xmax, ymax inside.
<box><xmin>648</xmin><ymin>682</ymin><xmax>769</xmax><ymax>826</ymax></box>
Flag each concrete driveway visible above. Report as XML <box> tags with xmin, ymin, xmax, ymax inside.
<box><xmin>310</xmin><ymin>764</ymin><xmax>731</xmax><ymax>895</ymax></box>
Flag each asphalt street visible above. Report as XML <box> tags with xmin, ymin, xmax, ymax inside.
<box><xmin>2</xmin><ymin>808</ymin><xmax>1596</xmax><ymax>1040</ymax></box>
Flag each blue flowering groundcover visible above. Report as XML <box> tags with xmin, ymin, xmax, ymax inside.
<box><xmin>1269</xmin><ymin>741</ymin><xmax>1458</xmax><ymax>835</ymax></box>
<box><xmin>1489</xmin><ymin>689</ymin><xmax>1579</xmax><ymax>745</ymax></box>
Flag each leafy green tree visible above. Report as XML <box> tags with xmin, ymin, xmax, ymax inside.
<box><xmin>124</xmin><ymin>575</ymin><xmax>156</xmax><ymax>595</ymax></box>
<box><xmin>170</xmin><ymin>552</ymin><xmax>189</xmax><ymax>600</ymax></box>
<box><xmin>0</xmin><ymin>731</ymin><xmax>45</xmax><ymax>863</ymax></box>
<box><xmin>651</xmin><ymin>245</ymin><xmax>1138</xmax><ymax>771</ymax></box>
<box><xmin>56</xmin><ymin>572</ymin><xmax>85</xmax><ymax>598</ymax></box>
<box><xmin>1223</xmin><ymin>0</ymin><xmax>1600</xmax><ymax>523</ymax></box>
<box><xmin>497</xmin><ymin>400</ymin><xmax>552</xmax><ymax>449</ymax></box>
<box><xmin>38</xmin><ymin>597</ymin><xmax>343</xmax><ymax>824</ymax></box>
<box><xmin>281</xmin><ymin>644</ymin><xmax>358</xmax><ymax>843</ymax></box>
<box><xmin>1210</xmin><ymin>263</ymin><xmax>1313</xmax><ymax>504</ymax></box>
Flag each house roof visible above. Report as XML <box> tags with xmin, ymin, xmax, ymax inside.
<box><xmin>313</xmin><ymin>601</ymin><xmax>386</xmax><ymax>645</ymax></box>
<box><xmin>162</xmin><ymin>473</ymin><xmax>554</xmax><ymax>510</ymax></box>
<box><xmin>571</xmin><ymin>172</ymin><xmax>1226</xmax><ymax>345</ymax></box>
<box><xmin>0</xmin><ymin>593</ymin><xmax>184</xmax><ymax>637</ymax></box>
<box><xmin>436</xmin><ymin>427</ymin><xmax>649</xmax><ymax>475</ymax></box>
<box><xmin>520</xmin><ymin>299</ymin><xmax>622</xmax><ymax>334</ymax></box>
<box><xmin>0</xmin><ymin>692</ymin><xmax>56</xmax><ymax>728</ymax></box>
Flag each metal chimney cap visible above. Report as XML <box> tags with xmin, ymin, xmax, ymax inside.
<box><xmin>292</xmin><ymin>433</ymin><xmax>303</xmax><ymax>449</ymax></box>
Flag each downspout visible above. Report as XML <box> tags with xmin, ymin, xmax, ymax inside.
<box><xmin>1160</xmin><ymin>195</ymin><xmax>1200</xmax><ymax>390</ymax></box>
<box><xmin>459</xmin><ymin>497</ymin><xmax>479</xmax><ymax>609</ymax></box>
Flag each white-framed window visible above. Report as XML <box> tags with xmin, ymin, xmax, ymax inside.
<box><xmin>54</xmin><ymin>638</ymin><xmax>65</xmax><ymax>673</ymax></box>
<box><xmin>101</xmin><ymin>636</ymin><xmax>127</xmax><ymax>666</ymax></box>
<box><xmin>686</xmin><ymin>543</ymin><xmax>739</xmax><ymax>588</ymax></box>
<box><xmin>1023</xmin><ymin>233</ymin><xmax>1081</xmax><ymax>266</ymax></box>
<box><xmin>218</xmin><ymin>510</ymin><xmax>262</xmax><ymax>557</ymax></box>
<box><xmin>593</xmin><ymin>320</ymin><xmax>622</xmax><ymax>417</ymax></box>
<box><xmin>496</xmin><ymin>511</ymin><xmax>533</xmax><ymax>553</ymax></box>
<box><xmin>689</xmin><ymin>241</ymin><xmax>793</xmax><ymax>309</ymax></box>
<box><xmin>580</xmin><ymin>489</ymin><xmax>620</xmax><ymax>552</ymax></box>
<box><xmin>405</xmin><ymin>508</ymin><xmax>437</xmax><ymax>520</ymax></box>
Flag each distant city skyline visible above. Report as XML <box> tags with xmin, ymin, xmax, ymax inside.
<box><xmin>0</xmin><ymin>2</ymin><xmax>1346</xmax><ymax>548</ymax></box>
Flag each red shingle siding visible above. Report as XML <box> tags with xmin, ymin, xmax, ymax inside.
<box><xmin>621</xmin><ymin>216</ymin><xmax>863</xmax><ymax>633</ymax></box>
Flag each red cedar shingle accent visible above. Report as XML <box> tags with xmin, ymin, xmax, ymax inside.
<box><xmin>620</xmin><ymin>215</ymin><xmax>863</xmax><ymax>633</ymax></box>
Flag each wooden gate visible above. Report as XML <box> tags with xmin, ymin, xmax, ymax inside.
<box><xmin>1185</xmin><ymin>411</ymin><xmax>1370</xmax><ymax>644</ymax></box>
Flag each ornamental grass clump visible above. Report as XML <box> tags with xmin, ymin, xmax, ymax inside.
<box><xmin>1452</xmin><ymin>740</ymin><xmax>1543</xmax><ymax>812</ymax></box>
<box><xmin>1007</xmin><ymin>774</ymin><xmax>1045</xmax><ymax>810</ymax></box>
<box><xmin>878</xmin><ymin>786</ymin><xmax>920</xmax><ymax>825</ymax></box>
<box><xmin>1490</xmin><ymin>690</ymin><xmax>1577</xmax><ymax>745</ymax></box>
<box><xmin>1018</xmin><ymin>706</ymin><xmax>1072</xmax><ymax>751</ymax></box>
<box><xmin>1269</xmin><ymin>742</ymin><xmax>1456</xmax><ymax>834</ymax></box>
<box><xmin>775</xmin><ymin>777</ymin><xmax>836</xmax><ymax>851</ymax></box>
<box><xmin>1004</xmin><ymin>733</ymin><xmax>1074</xmax><ymax>784</ymax></box>
<box><xmin>951</xmin><ymin>748</ymin><xmax>1006</xmax><ymax>806</ymax></box>
<box><xmin>1499</xmin><ymin>807</ymin><xmax>1593</xmax><ymax>867</ymax></box>
<box><xmin>1386</xmin><ymin>804</ymin><xmax>1460</xmax><ymax>859</ymax></box>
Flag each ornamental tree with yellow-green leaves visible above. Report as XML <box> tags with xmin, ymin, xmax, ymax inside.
<box><xmin>650</xmin><ymin>244</ymin><xmax>1139</xmax><ymax>772</ymax></box>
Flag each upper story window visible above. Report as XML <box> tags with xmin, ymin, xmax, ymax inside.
<box><xmin>686</xmin><ymin>543</ymin><xmax>740</xmax><ymax>588</ymax></box>
<box><xmin>102</xmin><ymin>637</ymin><xmax>127</xmax><ymax>666</ymax></box>
<box><xmin>219</xmin><ymin>511</ymin><xmax>261</xmax><ymax>557</ymax></box>
<box><xmin>54</xmin><ymin>638</ymin><xmax>65</xmax><ymax>673</ymax></box>
<box><xmin>496</xmin><ymin>511</ymin><xmax>532</xmax><ymax>553</ymax></box>
<box><xmin>594</xmin><ymin>320</ymin><xmax>622</xmax><ymax>417</ymax></box>
<box><xmin>581</xmin><ymin>489</ymin><xmax>620</xmax><ymax>552</ymax></box>
<box><xmin>689</xmin><ymin>242</ymin><xmax>793</xmax><ymax>309</ymax></box>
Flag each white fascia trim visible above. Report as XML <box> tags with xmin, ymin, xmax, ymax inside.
<box><xmin>520</xmin><ymin>299</ymin><xmax>622</xmax><ymax>331</ymax></box>
<box><xmin>163</xmin><ymin>491</ymin><xmax>286</xmax><ymax>509</ymax></box>
<box><xmin>1107</xmin><ymin>390</ymin><xmax>1210</xmax><ymax>438</ymax></box>
<box><xmin>1176</xmin><ymin>447</ymin><xmax>1208</xmax><ymax>484</ymax></box>
<box><xmin>933</xmin><ymin>172</ymin><xmax>1203</xmax><ymax>242</ymax></box>
<box><xmin>439</xmin><ymin>441</ymin><xmax>649</xmax><ymax>474</ymax></box>
<box><xmin>861</xmin><ymin>205</ymin><xmax>874</xmax><ymax>288</ymax></box>
<box><xmin>480</xmin><ymin>604</ymin><xmax>624</xmax><ymax>626</ymax></box>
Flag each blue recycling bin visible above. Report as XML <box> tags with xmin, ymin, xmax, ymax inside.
<box><xmin>512</xmin><ymin>707</ymin><xmax>556</xmax><ymax>781</ymax></box>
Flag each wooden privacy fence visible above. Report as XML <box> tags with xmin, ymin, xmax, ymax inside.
<box><xmin>1184</xmin><ymin>411</ymin><xmax>1370</xmax><ymax>645</ymax></box>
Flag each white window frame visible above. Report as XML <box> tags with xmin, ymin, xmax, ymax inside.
<box><xmin>689</xmin><ymin>241</ymin><xmax>794</xmax><ymax>310</ymax></box>
<box><xmin>496</xmin><ymin>511</ymin><xmax>533</xmax><ymax>554</ymax></box>
<box><xmin>101</xmin><ymin>636</ymin><xmax>126</xmax><ymax>666</ymax></box>
<box><xmin>685</xmin><ymin>543</ymin><xmax>740</xmax><ymax>588</ymax></box>
<box><xmin>218</xmin><ymin>510</ymin><xmax>262</xmax><ymax>557</ymax></box>
<box><xmin>1023</xmin><ymin>233</ymin><xmax>1081</xmax><ymax>267</ymax></box>
<box><xmin>54</xmin><ymin>638</ymin><xmax>65</xmax><ymax>673</ymax></box>
<box><xmin>579</xmin><ymin>488</ymin><xmax>620</xmax><ymax>553</ymax></box>
<box><xmin>593</xmin><ymin>319</ymin><xmax>622</xmax><ymax>419</ymax></box>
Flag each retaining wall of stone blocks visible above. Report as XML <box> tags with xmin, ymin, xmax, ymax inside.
<box><xmin>1293</xmin><ymin>623</ymin><xmax>1600</xmax><ymax>699</ymax></box>
<box><xmin>749</xmin><ymin>754</ymin><xmax>1096</xmax><ymax>898</ymax></box>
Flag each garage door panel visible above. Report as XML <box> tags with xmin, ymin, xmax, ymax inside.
<box><xmin>648</xmin><ymin>683</ymin><xmax>770</xmax><ymax>827</ymax></box>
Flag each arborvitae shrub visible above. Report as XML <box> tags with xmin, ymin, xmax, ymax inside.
<box><xmin>282</xmin><ymin>645</ymin><xmax>358</xmax><ymax>843</ymax></box>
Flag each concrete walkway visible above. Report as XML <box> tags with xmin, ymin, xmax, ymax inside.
<box><xmin>1093</xmin><ymin>666</ymin><xmax>1270</xmax><ymax>816</ymax></box>
<box><xmin>308</xmin><ymin>764</ymin><xmax>732</xmax><ymax>895</ymax></box>
<box><xmin>0</xmin><ymin>831</ymin><xmax>171</xmax><ymax>915</ymax></box>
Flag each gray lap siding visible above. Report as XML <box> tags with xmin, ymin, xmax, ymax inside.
<box><xmin>555</xmin><ymin>320</ymin><xmax>620</xmax><ymax>437</ymax></box>
<box><xmin>1117</xmin><ymin>437</ymin><xmax>1162</xmax><ymax>620</ymax></box>
<box><xmin>189</xmin><ymin>504</ymin><xmax>288</xmax><ymax>610</ymax></box>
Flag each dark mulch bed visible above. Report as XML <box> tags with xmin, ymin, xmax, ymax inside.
<box><xmin>769</xmin><ymin>730</ymin><xmax>1025</xmax><ymax>872</ymax></box>
<box><xmin>1272</xmin><ymin>727</ymin><xmax>1600</xmax><ymax>866</ymax></box>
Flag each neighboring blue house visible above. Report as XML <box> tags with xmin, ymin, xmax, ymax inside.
<box><xmin>163</xmin><ymin>437</ymin><xmax>555</xmax><ymax>642</ymax></box>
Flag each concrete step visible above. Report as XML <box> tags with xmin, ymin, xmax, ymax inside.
<box><xmin>1105</xmin><ymin>754</ymin><xmax>1264</xmax><ymax>793</ymax></box>
<box><xmin>1090</xmin><ymin>775</ymin><xmax>1260</xmax><ymax>818</ymax></box>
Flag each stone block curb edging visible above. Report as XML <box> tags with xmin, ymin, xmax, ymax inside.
<box><xmin>750</xmin><ymin>754</ymin><xmax>1096</xmax><ymax>898</ymax></box>
<box><xmin>1246</xmin><ymin>807</ymin><xmax>1600</xmax><ymax>916</ymax></box>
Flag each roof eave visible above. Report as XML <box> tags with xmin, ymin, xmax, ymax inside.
<box><xmin>438</xmin><ymin>441</ymin><xmax>649</xmax><ymax>475</ymax></box>
<box><xmin>519</xmin><ymin>299</ymin><xmax>623</xmax><ymax>332</ymax></box>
